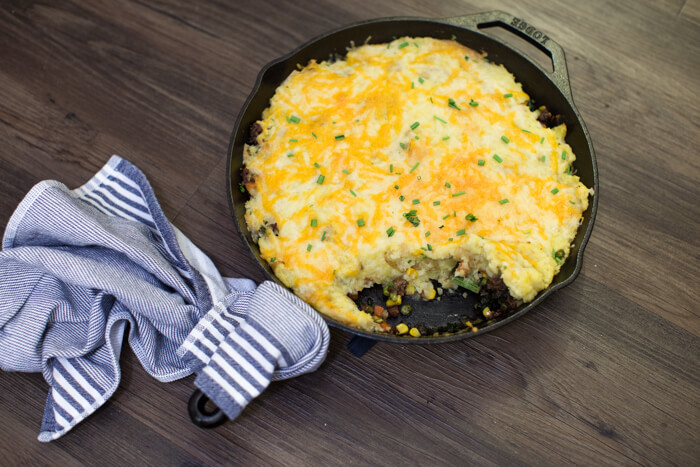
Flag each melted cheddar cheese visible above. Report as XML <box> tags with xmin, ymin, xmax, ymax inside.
<box><xmin>243</xmin><ymin>37</ymin><xmax>592</xmax><ymax>332</ymax></box>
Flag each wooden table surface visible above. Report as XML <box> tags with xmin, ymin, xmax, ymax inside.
<box><xmin>1</xmin><ymin>0</ymin><xmax>698</xmax><ymax>464</ymax></box>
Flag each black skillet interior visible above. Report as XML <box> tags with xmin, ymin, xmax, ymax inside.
<box><xmin>227</xmin><ymin>11</ymin><xmax>599</xmax><ymax>344</ymax></box>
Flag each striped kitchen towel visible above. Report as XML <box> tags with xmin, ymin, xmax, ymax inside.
<box><xmin>0</xmin><ymin>155</ymin><xmax>329</xmax><ymax>441</ymax></box>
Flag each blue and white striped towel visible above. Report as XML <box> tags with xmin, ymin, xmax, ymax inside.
<box><xmin>0</xmin><ymin>155</ymin><xmax>329</xmax><ymax>441</ymax></box>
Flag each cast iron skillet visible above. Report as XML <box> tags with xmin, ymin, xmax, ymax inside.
<box><xmin>189</xmin><ymin>10</ymin><xmax>599</xmax><ymax>428</ymax></box>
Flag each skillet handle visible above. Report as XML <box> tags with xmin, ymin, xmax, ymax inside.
<box><xmin>442</xmin><ymin>11</ymin><xmax>572</xmax><ymax>101</ymax></box>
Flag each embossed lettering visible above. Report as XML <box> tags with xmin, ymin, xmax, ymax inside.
<box><xmin>508</xmin><ymin>17</ymin><xmax>550</xmax><ymax>46</ymax></box>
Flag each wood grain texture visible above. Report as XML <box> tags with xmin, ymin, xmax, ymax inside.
<box><xmin>1</xmin><ymin>0</ymin><xmax>698</xmax><ymax>464</ymax></box>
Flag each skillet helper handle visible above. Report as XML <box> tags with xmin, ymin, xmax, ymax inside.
<box><xmin>188</xmin><ymin>388</ymin><xmax>228</xmax><ymax>428</ymax></box>
<box><xmin>442</xmin><ymin>10</ymin><xmax>572</xmax><ymax>101</ymax></box>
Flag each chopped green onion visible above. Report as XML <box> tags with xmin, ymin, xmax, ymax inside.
<box><xmin>403</xmin><ymin>210</ymin><xmax>420</xmax><ymax>227</ymax></box>
<box><xmin>411</xmin><ymin>81</ymin><xmax>414</xmax><ymax>89</ymax></box>
<box><xmin>357</xmin><ymin>218</ymin><xmax>365</xmax><ymax>227</ymax></box>
<box><xmin>445</xmin><ymin>182</ymin><xmax>451</xmax><ymax>188</ymax></box>
<box><xmin>469</xmin><ymin>99</ymin><xmax>479</xmax><ymax>107</ymax></box>
<box><xmin>400</xmin><ymin>142</ymin><xmax>407</xmax><ymax>149</ymax></box>
<box><xmin>412</xmin><ymin>199</ymin><xmax>420</xmax><ymax>205</ymax></box>
<box><xmin>504</xmin><ymin>93</ymin><xmax>513</xmax><ymax>98</ymax></box>
<box><xmin>442</xmin><ymin>136</ymin><xmax>450</xmax><ymax>141</ymax></box>
<box><xmin>466</xmin><ymin>213</ymin><xmax>478</xmax><ymax>222</ymax></box>
<box><xmin>350</xmin><ymin>189</ymin><xmax>357</xmax><ymax>197</ymax></box>
<box><xmin>399</xmin><ymin>42</ymin><xmax>409</xmax><ymax>49</ymax></box>
<box><xmin>425</xmin><ymin>231</ymin><xmax>431</xmax><ymax>237</ymax></box>
<box><xmin>464</xmin><ymin>55</ymin><xmax>469</xmax><ymax>61</ymax></box>
<box><xmin>553</xmin><ymin>248</ymin><xmax>563</xmax><ymax>264</ymax></box>
<box><xmin>551</xmin><ymin>188</ymin><xmax>560</xmax><ymax>195</ymax></box>
<box><xmin>562</xmin><ymin>151</ymin><xmax>567</xmax><ymax>160</ymax></box>
<box><xmin>521</xmin><ymin>129</ymin><xmax>532</xmax><ymax>134</ymax></box>
<box><xmin>270</xmin><ymin>257</ymin><xmax>276</xmax><ymax>263</ymax></box>
<box><xmin>312</xmin><ymin>132</ymin><xmax>317</xmax><ymax>139</ymax></box>
<box><xmin>321</xmin><ymin>231</ymin><xmax>326</xmax><ymax>241</ymax></box>
<box><xmin>427</xmin><ymin>244</ymin><xmax>433</xmax><ymax>251</ymax></box>
<box><xmin>433</xmin><ymin>201</ymin><xmax>441</xmax><ymax>206</ymax></box>
<box><xmin>419</xmin><ymin>77</ymin><xmax>424</xmax><ymax>83</ymax></box>
<box><xmin>433</xmin><ymin>116</ymin><xmax>447</xmax><ymax>124</ymax></box>
<box><xmin>399</xmin><ymin>195</ymin><xmax>405</xmax><ymax>201</ymax></box>
<box><xmin>310</xmin><ymin>219</ymin><xmax>318</xmax><ymax>227</ymax></box>
<box><xmin>410</xmin><ymin>162</ymin><xmax>420</xmax><ymax>173</ymax></box>
<box><xmin>567</xmin><ymin>165</ymin><xmax>572</xmax><ymax>174</ymax></box>
<box><xmin>342</xmin><ymin>169</ymin><xmax>350</xmax><ymax>174</ymax></box>
<box><xmin>387</xmin><ymin>227</ymin><xmax>396</xmax><ymax>237</ymax></box>
<box><xmin>540</xmin><ymin>137</ymin><xmax>545</xmax><ymax>144</ymax></box>
<box><xmin>439</xmin><ymin>225</ymin><xmax>444</xmax><ymax>229</ymax></box>
<box><xmin>453</xmin><ymin>276</ymin><xmax>480</xmax><ymax>293</ymax></box>
<box><xmin>478</xmin><ymin>159</ymin><xmax>485</xmax><ymax>166</ymax></box>
<box><xmin>493</xmin><ymin>154</ymin><xmax>503</xmax><ymax>163</ymax></box>
<box><xmin>288</xmin><ymin>115</ymin><xmax>301</xmax><ymax>124</ymax></box>
<box><xmin>457</xmin><ymin>229</ymin><xmax>466</xmax><ymax>236</ymax></box>
<box><xmin>448</xmin><ymin>98</ymin><xmax>461</xmax><ymax>110</ymax></box>
<box><xmin>314</xmin><ymin>162</ymin><xmax>321</xmax><ymax>168</ymax></box>
<box><xmin>449</xmin><ymin>238</ymin><xmax>453</xmax><ymax>242</ymax></box>
<box><xmin>289</xmin><ymin>138</ymin><xmax>298</xmax><ymax>142</ymax></box>
<box><xmin>394</xmin><ymin>185</ymin><xmax>399</xmax><ymax>189</ymax></box>
<box><xmin>317</xmin><ymin>175</ymin><xmax>325</xmax><ymax>184</ymax></box>
<box><xmin>451</xmin><ymin>34</ymin><xmax>456</xmax><ymax>40</ymax></box>
<box><xmin>390</xmin><ymin>164</ymin><xmax>393</xmax><ymax>173</ymax></box>
<box><xmin>306</xmin><ymin>244</ymin><xmax>312</xmax><ymax>252</ymax></box>
<box><xmin>501</xmin><ymin>136</ymin><xmax>510</xmax><ymax>144</ymax></box>
<box><xmin>443</xmin><ymin>214</ymin><xmax>451</xmax><ymax>220</ymax></box>
<box><xmin>410</xmin><ymin>121</ymin><xmax>420</xmax><ymax>130</ymax></box>
<box><xmin>414</xmin><ymin>42</ymin><xmax>419</xmax><ymax>48</ymax></box>
<box><xmin>541</xmin><ymin>156</ymin><xmax>546</xmax><ymax>162</ymax></box>
<box><xmin>335</xmin><ymin>134</ymin><xmax>345</xmax><ymax>140</ymax></box>
<box><xmin>238</xmin><ymin>183</ymin><xmax>246</xmax><ymax>193</ymax></box>
<box><xmin>499</xmin><ymin>198</ymin><xmax>509</xmax><ymax>204</ymax></box>
<box><xmin>452</xmin><ymin>191</ymin><xmax>465</xmax><ymax>197</ymax></box>
<box><xmin>287</xmin><ymin>153</ymin><xmax>294</xmax><ymax>157</ymax></box>
<box><xmin>430</xmin><ymin>97</ymin><xmax>434</xmax><ymax>103</ymax></box>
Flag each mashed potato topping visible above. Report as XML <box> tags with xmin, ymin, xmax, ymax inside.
<box><xmin>243</xmin><ymin>37</ymin><xmax>592</xmax><ymax>333</ymax></box>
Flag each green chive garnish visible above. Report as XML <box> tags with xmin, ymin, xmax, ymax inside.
<box><xmin>452</xmin><ymin>191</ymin><xmax>465</xmax><ymax>197</ymax></box>
<box><xmin>410</xmin><ymin>162</ymin><xmax>420</xmax><ymax>173</ymax></box>
<box><xmin>357</xmin><ymin>218</ymin><xmax>365</xmax><ymax>227</ymax></box>
<box><xmin>289</xmin><ymin>138</ymin><xmax>298</xmax><ymax>142</ymax></box>
<box><xmin>387</xmin><ymin>227</ymin><xmax>396</xmax><ymax>237</ymax></box>
<box><xmin>390</xmin><ymin>164</ymin><xmax>393</xmax><ymax>173</ymax></box>
<box><xmin>551</xmin><ymin>188</ymin><xmax>559</xmax><ymax>195</ymax></box>
<box><xmin>434</xmin><ymin>116</ymin><xmax>447</xmax><ymax>124</ymax></box>
<box><xmin>312</xmin><ymin>132</ymin><xmax>317</xmax><ymax>139</ymax></box>
<box><xmin>478</xmin><ymin>159</ymin><xmax>485</xmax><ymax>166</ymax></box>
<box><xmin>394</xmin><ymin>185</ymin><xmax>399</xmax><ymax>189</ymax></box>
<box><xmin>442</xmin><ymin>136</ymin><xmax>450</xmax><ymax>140</ymax></box>
<box><xmin>553</xmin><ymin>248</ymin><xmax>563</xmax><ymax>264</ymax></box>
<box><xmin>457</xmin><ymin>229</ymin><xmax>466</xmax><ymax>236</ymax></box>
<box><xmin>287</xmin><ymin>153</ymin><xmax>294</xmax><ymax>157</ymax></box>
<box><xmin>453</xmin><ymin>276</ymin><xmax>480</xmax><ymax>293</ymax></box>
<box><xmin>317</xmin><ymin>175</ymin><xmax>325</xmax><ymax>184</ymax></box>
<box><xmin>569</xmin><ymin>200</ymin><xmax>576</xmax><ymax>205</ymax></box>
<box><xmin>342</xmin><ymin>169</ymin><xmax>350</xmax><ymax>174</ymax></box>
<box><xmin>419</xmin><ymin>77</ymin><xmax>424</xmax><ymax>83</ymax></box>
<box><xmin>541</xmin><ymin>156</ymin><xmax>546</xmax><ymax>162</ymax></box>
<box><xmin>504</xmin><ymin>93</ymin><xmax>513</xmax><ymax>98</ymax></box>
<box><xmin>412</xmin><ymin>199</ymin><xmax>420</xmax><ymax>205</ymax></box>
<box><xmin>469</xmin><ymin>99</ymin><xmax>478</xmax><ymax>107</ymax></box>
<box><xmin>466</xmin><ymin>213</ymin><xmax>478</xmax><ymax>222</ymax></box>
<box><xmin>350</xmin><ymin>189</ymin><xmax>357</xmax><ymax>197</ymax></box>
<box><xmin>335</xmin><ymin>134</ymin><xmax>345</xmax><ymax>140</ymax></box>
<box><xmin>425</xmin><ymin>231</ymin><xmax>431</xmax><ymax>237</ymax></box>
<box><xmin>427</xmin><ymin>244</ymin><xmax>433</xmax><ymax>251</ymax></box>
<box><xmin>493</xmin><ymin>154</ymin><xmax>503</xmax><ymax>163</ymax></box>
<box><xmin>451</xmin><ymin>34</ymin><xmax>456</xmax><ymax>40</ymax></box>
<box><xmin>400</xmin><ymin>142</ymin><xmax>407</xmax><ymax>149</ymax></box>
<box><xmin>464</xmin><ymin>55</ymin><xmax>469</xmax><ymax>61</ymax></box>
<box><xmin>311</xmin><ymin>219</ymin><xmax>318</xmax><ymax>227</ymax></box>
<box><xmin>433</xmin><ymin>201</ymin><xmax>441</xmax><ymax>206</ymax></box>
<box><xmin>501</xmin><ymin>136</ymin><xmax>510</xmax><ymax>143</ymax></box>
<box><xmin>399</xmin><ymin>195</ymin><xmax>405</xmax><ymax>201</ymax></box>
<box><xmin>321</xmin><ymin>231</ymin><xmax>326</xmax><ymax>241</ymax></box>
<box><xmin>540</xmin><ymin>137</ymin><xmax>545</xmax><ymax>144</ymax></box>
<box><xmin>410</xmin><ymin>121</ymin><xmax>420</xmax><ymax>130</ymax></box>
<box><xmin>411</xmin><ymin>81</ymin><xmax>414</xmax><ymax>89</ymax></box>
<box><xmin>521</xmin><ymin>129</ymin><xmax>532</xmax><ymax>133</ymax></box>
<box><xmin>307</xmin><ymin>244</ymin><xmax>312</xmax><ymax>252</ymax></box>
<box><xmin>270</xmin><ymin>257</ymin><xmax>276</xmax><ymax>262</ymax></box>
<box><xmin>314</xmin><ymin>162</ymin><xmax>321</xmax><ymax>168</ymax></box>
<box><xmin>399</xmin><ymin>42</ymin><xmax>409</xmax><ymax>49</ymax></box>
<box><xmin>443</xmin><ymin>214</ymin><xmax>451</xmax><ymax>220</ymax></box>
<box><xmin>499</xmin><ymin>198</ymin><xmax>509</xmax><ymax>204</ymax></box>
<box><xmin>562</xmin><ymin>151</ymin><xmax>567</xmax><ymax>160</ymax></box>
<box><xmin>289</xmin><ymin>115</ymin><xmax>301</xmax><ymax>124</ymax></box>
<box><xmin>448</xmin><ymin>98</ymin><xmax>461</xmax><ymax>110</ymax></box>
<box><xmin>238</xmin><ymin>183</ymin><xmax>245</xmax><ymax>193</ymax></box>
<box><xmin>445</xmin><ymin>182</ymin><xmax>451</xmax><ymax>188</ymax></box>
<box><xmin>439</xmin><ymin>225</ymin><xmax>444</xmax><ymax>229</ymax></box>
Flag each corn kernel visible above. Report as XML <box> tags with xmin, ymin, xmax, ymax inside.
<box><xmin>482</xmin><ymin>306</ymin><xmax>493</xmax><ymax>319</ymax></box>
<box><xmin>424</xmin><ymin>288</ymin><xmax>436</xmax><ymax>300</ymax></box>
<box><xmin>405</xmin><ymin>284</ymin><xmax>416</xmax><ymax>295</ymax></box>
<box><xmin>406</xmin><ymin>267</ymin><xmax>417</xmax><ymax>279</ymax></box>
<box><xmin>409</xmin><ymin>327</ymin><xmax>421</xmax><ymax>337</ymax></box>
<box><xmin>396</xmin><ymin>323</ymin><xmax>409</xmax><ymax>335</ymax></box>
<box><xmin>386</xmin><ymin>296</ymin><xmax>402</xmax><ymax>307</ymax></box>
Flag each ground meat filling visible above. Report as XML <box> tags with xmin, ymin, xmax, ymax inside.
<box><xmin>537</xmin><ymin>108</ymin><xmax>564</xmax><ymax>128</ymax></box>
<box><xmin>246</xmin><ymin>122</ymin><xmax>263</xmax><ymax>145</ymax></box>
